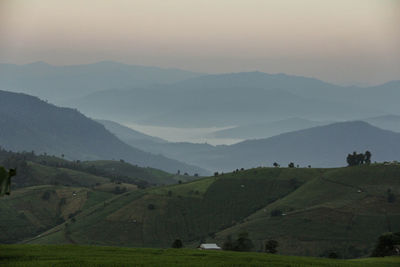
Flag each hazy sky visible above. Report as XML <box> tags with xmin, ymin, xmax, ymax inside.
<box><xmin>1</xmin><ymin>0</ymin><xmax>399</xmax><ymax>85</ymax></box>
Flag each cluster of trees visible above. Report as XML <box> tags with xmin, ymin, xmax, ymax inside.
<box><xmin>346</xmin><ymin>151</ymin><xmax>371</xmax><ymax>166</ymax></box>
<box><xmin>371</xmin><ymin>232</ymin><xmax>400</xmax><ymax>257</ymax></box>
<box><xmin>223</xmin><ymin>232</ymin><xmax>254</xmax><ymax>252</ymax></box>
<box><xmin>223</xmin><ymin>232</ymin><xmax>279</xmax><ymax>254</ymax></box>
<box><xmin>273</xmin><ymin>162</ymin><xmax>309</xmax><ymax>168</ymax></box>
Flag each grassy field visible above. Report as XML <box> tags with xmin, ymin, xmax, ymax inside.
<box><xmin>0</xmin><ymin>245</ymin><xmax>399</xmax><ymax>267</ymax></box>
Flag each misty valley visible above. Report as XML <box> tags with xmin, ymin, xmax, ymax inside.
<box><xmin>1</xmin><ymin>1</ymin><xmax>400</xmax><ymax>265</ymax></box>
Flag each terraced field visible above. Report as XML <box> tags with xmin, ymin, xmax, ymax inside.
<box><xmin>25</xmin><ymin>164</ymin><xmax>400</xmax><ymax>257</ymax></box>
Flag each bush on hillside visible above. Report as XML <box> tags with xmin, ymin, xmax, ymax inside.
<box><xmin>223</xmin><ymin>231</ymin><xmax>254</xmax><ymax>252</ymax></box>
<box><xmin>171</xmin><ymin>239</ymin><xmax>183</xmax><ymax>248</ymax></box>
<box><xmin>371</xmin><ymin>232</ymin><xmax>400</xmax><ymax>257</ymax></box>
<box><xmin>265</xmin><ymin>240</ymin><xmax>278</xmax><ymax>254</ymax></box>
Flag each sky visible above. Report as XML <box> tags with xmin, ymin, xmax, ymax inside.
<box><xmin>0</xmin><ymin>0</ymin><xmax>399</xmax><ymax>85</ymax></box>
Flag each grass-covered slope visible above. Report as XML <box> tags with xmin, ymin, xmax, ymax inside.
<box><xmin>0</xmin><ymin>245</ymin><xmax>399</xmax><ymax>267</ymax></box>
<box><xmin>0</xmin><ymin>150</ymin><xmax>197</xmax><ymax>244</ymax></box>
<box><xmin>78</xmin><ymin>160</ymin><xmax>194</xmax><ymax>185</ymax></box>
<box><xmin>0</xmin><ymin>185</ymin><xmax>114</xmax><ymax>244</ymax></box>
<box><xmin>0</xmin><ymin>148</ymin><xmax>193</xmax><ymax>188</ymax></box>
<box><xmin>27</xmin><ymin>168</ymin><xmax>310</xmax><ymax>247</ymax></box>
<box><xmin>216</xmin><ymin>165</ymin><xmax>400</xmax><ymax>258</ymax></box>
<box><xmin>26</xmin><ymin>165</ymin><xmax>400</xmax><ymax>258</ymax></box>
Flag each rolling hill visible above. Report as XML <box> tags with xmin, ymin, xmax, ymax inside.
<box><xmin>25</xmin><ymin>165</ymin><xmax>400</xmax><ymax>258</ymax></box>
<box><xmin>0</xmin><ymin>144</ymin><xmax>197</xmax><ymax>189</ymax></box>
<box><xmin>0</xmin><ymin>90</ymin><xmax>208</xmax><ymax>175</ymax></box>
<box><xmin>0</xmin><ymin>148</ymin><xmax>199</xmax><ymax>244</ymax></box>
<box><xmin>0</xmin><ymin>184</ymin><xmax>114</xmax><ymax>244</ymax></box>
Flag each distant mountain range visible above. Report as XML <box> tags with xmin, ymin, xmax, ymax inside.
<box><xmin>210</xmin><ymin>117</ymin><xmax>333</xmax><ymax>139</ymax></box>
<box><xmin>68</xmin><ymin>71</ymin><xmax>397</xmax><ymax>127</ymax></box>
<box><xmin>213</xmin><ymin>121</ymin><xmax>400</xmax><ymax>170</ymax></box>
<box><xmin>364</xmin><ymin>115</ymin><xmax>400</xmax><ymax>133</ymax></box>
<box><xmin>2</xmin><ymin>62</ymin><xmax>398</xmax><ymax>128</ymax></box>
<box><xmin>0</xmin><ymin>90</ymin><xmax>208</xmax><ymax>175</ymax></box>
<box><xmin>98</xmin><ymin>119</ymin><xmax>400</xmax><ymax>172</ymax></box>
<box><xmin>209</xmin><ymin>115</ymin><xmax>400</xmax><ymax>140</ymax></box>
<box><xmin>0</xmin><ymin>61</ymin><xmax>202</xmax><ymax>103</ymax></box>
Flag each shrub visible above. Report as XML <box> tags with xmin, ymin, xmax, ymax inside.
<box><xmin>223</xmin><ymin>231</ymin><xmax>254</xmax><ymax>252</ymax></box>
<box><xmin>371</xmin><ymin>232</ymin><xmax>400</xmax><ymax>257</ymax></box>
<box><xmin>265</xmin><ymin>240</ymin><xmax>278</xmax><ymax>254</ymax></box>
<box><xmin>172</xmin><ymin>239</ymin><xmax>183</xmax><ymax>248</ymax></box>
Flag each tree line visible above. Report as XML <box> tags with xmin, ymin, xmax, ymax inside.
<box><xmin>346</xmin><ymin>151</ymin><xmax>371</xmax><ymax>166</ymax></box>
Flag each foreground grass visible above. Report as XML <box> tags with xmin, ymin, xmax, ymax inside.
<box><xmin>0</xmin><ymin>245</ymin><xmax>399</xmax><ymax>267</ymax></box>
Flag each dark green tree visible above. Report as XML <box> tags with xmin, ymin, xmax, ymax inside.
<box><xmin>371</xmin><ymin>232</ymin><xmax>400</xmax><ymax>257</ymax></box>
<box><xmin>365</xmin><ymin>150</ymin><xmax>372</xmax><ymax>164</ymax></box>
<box><xmin>0</xmin><ymin>167</ymin><xmax>16</xmax><ymax>196</ymax></box>
<box><xmin>234</xmin><ymin>231</ymin><xmax>254</xmax><ymax>252</ymax></box>
<box><xmin>222</xmin><ymin>235</ymin><xmax>234</xmax><ymax>250</ymax></box>
<box><xmin>172</xmin><ymin>239</ymin><xmax>183</xmax><ymax>248</ymax></box>
<box><xmin>265</xmin><ymin>240</ymin><xmax>279</xmax><ymax>254</ymax></box>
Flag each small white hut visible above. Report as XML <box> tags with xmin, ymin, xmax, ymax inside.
<box><xmin>199</xmin><ymin>243</ymin><xmax>221</xmax><ymax>250</ymax></box>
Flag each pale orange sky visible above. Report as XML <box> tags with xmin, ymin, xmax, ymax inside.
<box><xmin>0</xmin><ymin>0</ymin><xmax>399</xmax><ymax>85</ymax></box>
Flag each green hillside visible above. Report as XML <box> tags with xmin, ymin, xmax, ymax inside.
<box><xmin>0</xmin><ymin>150</ymin><xmax>196</xmax><ymax>244</ymax></box>
<box><xmin>78</xmin><ymin>160</ymin><xmax>195</xmax><ymax>185</ymax></box>
<box><xmin>0</xmin><ymin>185</ymin><xmax>114</xmax><ymax>244</ymax></box>
<box><xmin>26</xmin><ymin>165</ymin><xmax>400</xmax><ymax>258</ymax></box>
<box><xmin>0</xmin><ymin>148</ymin><xmax>190</xmax><ymax>188</ymax></box>
<box><xmin>1</xmin><ymin>245</ymin><xmax>399</xmax><ymax>267</ymax></box>
<box><xmin>216</xmin><ymin>165</ymin><xmax>400</xmax><ymax>258</ymax></box>
<box><xmin>28</xmin><ymin>162</ymin><xmax>109</xmax><ymax>187</ymax></box>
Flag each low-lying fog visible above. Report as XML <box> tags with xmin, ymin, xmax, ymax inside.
<box><xmin>124</xmin><ymin>123</ymin><xmax>242</xmax><ymax>145</ymax></box>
